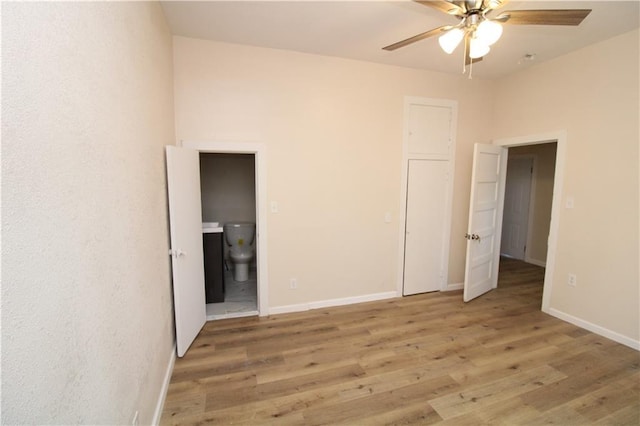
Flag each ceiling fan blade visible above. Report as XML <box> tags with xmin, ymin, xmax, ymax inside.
<box><xmin>382</xmin><ymin>26</ymin><xmax>451</xmax><ymax>51</ymax></box>
<box><xmin>415</xmin><ymin>0</ymin><xmax>466</xmax><ymax>17</ymax></box>
<box><xmin>496</xmin><ymin>9</ymin><xmax>591</xmax><ymax>26</ymax></box>
<box><xmin>484</xmin><ymin>0</ymin><xmax>510</xmax><ymax>12</ymax></box>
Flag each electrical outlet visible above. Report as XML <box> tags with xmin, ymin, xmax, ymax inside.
<box><xmin>568</xmin><ymin>273</ymin><xmax>577</xmax><ymax>287</ymax></box>
<box><xmin>290</xmin><ymin>278</ymin><xmax>297</xmax><ymax>289</ymax></box>
<box><xmin>132</xmin><ymin>411</ymin><xmax>139</xmax><ymax>426</ymax></box>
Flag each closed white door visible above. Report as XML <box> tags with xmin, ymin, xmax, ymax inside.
<box><xmin>403</xmin><ymin>159</ymin><xmax>449</xmax><ymax>295</ymax></box>
<box><xmin>166</xmin><ymin>146</ymin><xmax>206</xmax><ymax>357</ymax></box>
<box><xmin>501</xmin><ymin>156</ymin><xmax>533</xmax><ymax>259</ymax></box>
<box><xmin>463</xmin><ymin>144</ymin><xmax>507</xmax><ymax>302</ymax></box>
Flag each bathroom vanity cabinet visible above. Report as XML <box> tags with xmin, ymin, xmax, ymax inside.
<box><xmin>203</xmin><ymin>229</ymin><xmax>225</xmax><ymax>303</ymax></box>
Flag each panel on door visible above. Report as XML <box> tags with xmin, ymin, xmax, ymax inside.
<box><xmin>408</xmin><ymin>104</ymin><xmax>452</xmax><ymax>157</ymax></box>
<box><xmin>501</xmin><ymin>156</ymin><xmax>533</xmax><ymax>259</ymax></box>
<box><xmin>463</xmin><ymin>144</ymin><xmax>507</xmax><ymax>302</ymax></box>
<box><xmin>166</xmin><ymin>146</ymin><xmax>206</xmax><ymax>357</ymax></box>
<box><xmin>403</xmin><ymin>159</ymin><xmax>449</xmax><ymax>295</ymax></box>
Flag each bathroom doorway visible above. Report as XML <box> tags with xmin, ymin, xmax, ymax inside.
<box><xmin>200</xmin><ymin>153</ymin><xmax>258</xmax><ymax>319</ymax></box>
<box><xmin>182</xmin><ymin>140</ymin><xmax>269</xmax><ymax>320</ymax></box>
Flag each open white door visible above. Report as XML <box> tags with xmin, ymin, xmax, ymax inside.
<box><xmin>166</xmin><ymin>146</ymin><xmax>206</xmax><ymax>357</ymax></box>
<box><xmin>463</xmin><ymin>144</ymin><xmax>507</xmax><ymax>302</ymax></box>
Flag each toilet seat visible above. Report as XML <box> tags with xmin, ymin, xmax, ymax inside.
<box><xmin>229</xmin><ymin>249</ymin><xmax>254</xmax><ymax>262</ymax></box>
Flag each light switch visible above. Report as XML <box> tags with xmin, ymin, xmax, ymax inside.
<box><xmin>384</xmin><ymin>212</ymin><xmax>392</xmax><ymax>223</ymax></box>
<box><xmin>271</xmin><ymin>201</ymin><xmax>279</xmax><ymax>213</ymax></box>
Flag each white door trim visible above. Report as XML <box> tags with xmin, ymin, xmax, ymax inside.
<box><xmin>492</xmin><ymin>130</ymin><xmax>566</xmax><ymax>313</ymax></box>
<box><xmin>180</xmin><ymin>140</ymin><xmax>269</xmax><ymax>317</ymax></box>
<box><xmin>397</xmin><ymin>97</ymin><xmax>457</xmax><ymax>295</ymax></box>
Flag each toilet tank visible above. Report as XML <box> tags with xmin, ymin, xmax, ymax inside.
<box><xmin>223</xmin><ymin>222</ymin><xmax>255</xmax><ymax>247</ymax></box>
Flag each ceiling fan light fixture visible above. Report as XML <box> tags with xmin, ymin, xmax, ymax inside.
<box><xmin>469</xmin><ymin>37</ymin><xmax>490</xmax><ymax>59</ymax></box>
<box><xmin>438</xmin><ymin>28</ymin><xmax>464</xmax><ymax>54</ymax></box>
<box><xmin>476</xmin><ymin>19</ymin><xmax>503</xmax><ymax>46</ymax></box>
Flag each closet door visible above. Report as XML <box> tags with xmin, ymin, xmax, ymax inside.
<box><xmin>401</xmin><ymin>99</ymin><xmax>456</xmax><ymax>296</ymax></box>
<box><xmin>403</xmin><ymin>160</ymin><xmax>449</xmax><ymax>295</ymax></box>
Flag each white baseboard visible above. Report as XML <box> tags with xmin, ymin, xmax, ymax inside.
<box><xmin>444</xmin><ymin>282</ymin><xmax>463</xmax><ymax>291</ymax></box>
<box><xmin>152</xmin><ymin>344</ymin><xmax>176</xmax><ymax>425</ymax></box>
<box><xmin>547</xmin><ymin>307</ymin><xmax>639</xmax><ymax>351</ymax></box>
<box><xmin>269</xmin><ymin>303</ymin><xmax>310</xmax><ymax>315</ymax></box>
<box><xmin>525</xmin><ymin>257</ymin><xmax>546</xmax><ymax>267</ymax></box>
<box><xmin>269</xmin><ymin>291</ymin><xmax>398</xmax><ymax>316</ymax></box>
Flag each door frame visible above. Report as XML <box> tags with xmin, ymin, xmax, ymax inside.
<box><xmin>396</xmin><ymin>97</ymin><xmax>458</xmax><ymax>295</ymax></box>
<box><xmin>181</xmin><ymin>140</ymin><xmax>269</xmax><ymax>316</ymax></box>
<box><xmin>493</xmin><ymin>130</ymin><xmax>566</xmax><ymax>313</ymax></box>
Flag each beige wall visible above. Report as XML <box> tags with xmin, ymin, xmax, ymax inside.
<box><xmin>508</xmin><ymin>143</ymin><xmax>557</xmax><ymax>264</ymax></box>
<box><xmin>2</xmin><ymin>2</ymin><xmax>175</xmax><ymax>423</ymax></box>
<box><xmin>173</xmin><ymin>37</ymin><xmax>495</xmax><ymax>308</ymax></box>
<box><xmin>492</xmin><ymin>29</ymin><xmax>639</xmax><ymax>343</ymax></box>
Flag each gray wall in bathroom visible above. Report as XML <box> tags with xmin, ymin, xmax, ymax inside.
<box><xmin>200</xmin><ymin>153</ymin><xmax>257</xmax><ymax>265</ymax></box>
<box><xmin>200</xmin><ymin>153</ymin><xmax>256</xmax><ymax>225</ymax></box>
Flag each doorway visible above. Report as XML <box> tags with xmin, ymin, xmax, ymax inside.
<box><xmin>497</xmin><ymin>143</ymin><xmax>557</xmax><ymax>309</ymax></box>
<box><xmin>183</xmin><ymin>140</ymin><xmax>269</xmax><ymax>318</ymax></box>
<box><xmin>493</xmin><ymin>132</ymin><xmax>565</xmax><ymax>312</ymax></box>
<box><xmin>200</xmin><ymin>153</ymin><xmax>258</xmax><ymax>319</ymax></box>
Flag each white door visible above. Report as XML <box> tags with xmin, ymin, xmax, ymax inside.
<box><xmin>501</xmin><ymin>156</ymin><xmax>533</xmax><ymax>259</ymax></box>
<box><xmin>463</xmin><ymin>144</ymin><xmax>507</xmax><ymax>302</ymax></box>
<box><xmin>403</xmin><ymin>159</ymin><xmax>448</xmax><ymax>295</ymax></box>
<box><xmin>166</xmin><ymin>146</ymin><xmax>206</xmax><ymax>357</ymax></box>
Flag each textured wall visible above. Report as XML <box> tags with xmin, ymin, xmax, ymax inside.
<box><xmin>2</xmin><ymin>2</ymin><xmax>175</xmax><ymax>424</ymax></box>
<box><xmin>492</xmin><ymin>29</ymin><xmax>639</xmax><ymax>344</ymax></box>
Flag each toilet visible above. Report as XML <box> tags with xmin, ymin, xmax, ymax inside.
<box><xmin>223</xmin><ymin>222</ymin><xmax>256</xmax><ymax>282</ymax></box>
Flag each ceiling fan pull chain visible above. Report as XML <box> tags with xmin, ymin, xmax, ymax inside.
<box><xmin>462</xmin><ymin>37</ymin><xmax>467</xmax><ymax>74</ymax></box>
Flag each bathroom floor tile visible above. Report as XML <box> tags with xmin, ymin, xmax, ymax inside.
<box><xmin>205</xmin><ymin>269</ymin><xmax>257</xmax><ymax>320</ymax></box>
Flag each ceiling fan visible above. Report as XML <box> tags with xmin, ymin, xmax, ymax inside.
<box><xmin>383</xmin><ymin>0</ymin><xmax>591</xmax><ymax>70</ymax></box>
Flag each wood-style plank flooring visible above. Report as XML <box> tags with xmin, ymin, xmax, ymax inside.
<box><xmin>161</xmin><ymin>258</ymin><xmax>640</xmax><ymax>425</ymax></box>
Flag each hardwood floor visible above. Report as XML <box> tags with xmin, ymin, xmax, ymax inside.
<box><xmin>161</xmin><ymin>258</ymin><xmax>640</xmax><ymax>425</ymax></box>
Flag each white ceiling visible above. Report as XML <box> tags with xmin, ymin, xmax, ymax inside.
<box><xmin>161</xmin><ymin>1</ymin><xmax>640</xmax><ymax>79</ymax></box>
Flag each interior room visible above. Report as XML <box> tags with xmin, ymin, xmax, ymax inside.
<box><xmin>200</xmin><ymin>153</ymin><xmax>258</xmax><ymax>318</ymax></box>
<box><xmin>2</xmin><ymin>1</ymin><xmax>638</xmax><ymax>424</ymax></box>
